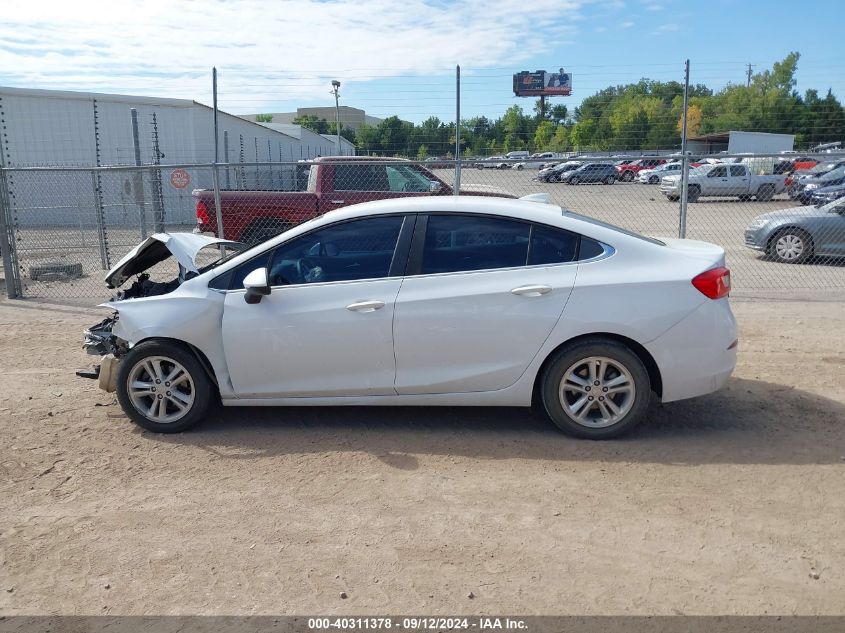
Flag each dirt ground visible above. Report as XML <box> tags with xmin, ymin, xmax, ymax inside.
<box><xmin>0</xmin><ymin>296</ymin><xmax>844</xmax><ymax>616</ymax></box>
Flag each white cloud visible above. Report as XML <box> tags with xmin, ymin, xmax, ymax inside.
<box><xmin>620</xmin><ymin>21</ymin><xmax>635</xmax><ymax>28</ymax></box>
<box><xmin>644</xmin><ymin>3</ymin><xmax>663</xmax><ymax>10</ymax></box>
<box><xmin>651</xmin><ymin>23</ymin><xmax>680</xmax><ymax>33</ymax></box>
<box><xmin>594</xmin><ymin>26</ymin><xmax>608</xmax><ymax>32</ymax></box>
<box><xmin>0</xmin><ymin>0</ymin><xmax>590</xmax><ymax>113</ymax></box>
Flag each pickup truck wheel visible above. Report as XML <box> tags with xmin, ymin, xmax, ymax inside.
<box><xmin>242</xmin><ymin>221</ymin><xmax>292</xmax><ymax>246</ymax></box>
<box><xmin>768</xmin><ymin>228</ymin><xmax>813</xmax><ymax>264</ymax></box>
<box><xmin>687</xmin><ymin>186</ymin><xmax>700</xmax><ymax>203</ymax></box>
<box><xmin>116</xmin><ymin>341</ymin><xmax>213</xmax><ymax>433</ymax></box>
<box><xmin>621</xmin><ymin>171</ymin><xmax>634</xmax><ymax>182</ymax></box>
<box><xmin>756</xmin><ymin>184</ymin><xmax>775</xmax><ymax>202</ymax></box>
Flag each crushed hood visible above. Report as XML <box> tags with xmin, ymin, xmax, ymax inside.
<box><xmin>105</xmin><ymin>232</ymin><xmax>243</xmax><ymax>289</ymax></box>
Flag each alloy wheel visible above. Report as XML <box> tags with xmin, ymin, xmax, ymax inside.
<box><xmin>558</xmin><ymin>356</ymin><xmax>636</xmax><ymax>428</ymax></box>
<box><xmin>127</xmin><ymin>355</ymin><xmax>196</xmax><ymax>424</ymax></box>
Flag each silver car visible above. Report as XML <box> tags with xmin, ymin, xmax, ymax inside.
<box><xmin>744</xmin><ymin>198</ymin><xmax>845</xmax><ymax>263</ymax></box>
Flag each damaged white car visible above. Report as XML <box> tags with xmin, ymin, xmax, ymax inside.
<box><xmin>80</xmin><ymin>197</ymin><xmax>737</xmax><ymax>440</ymax></box>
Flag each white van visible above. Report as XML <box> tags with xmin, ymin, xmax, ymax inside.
<box><xmin>505</xmin><ymin>151</ymin><xmax>530</xmax><ymax>159</ymax></box>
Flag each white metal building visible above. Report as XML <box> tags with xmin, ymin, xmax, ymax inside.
<box><xmin>0</xmin><ymin>86</ymin><xmax>344</xmax><ymax>227</ymax></box>
<box><xmin>686</xmin><ymin>131</ymin><xmax>795</xmax><ymax>155</ymax></box>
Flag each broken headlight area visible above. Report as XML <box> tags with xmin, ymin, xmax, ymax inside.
<box><xmin>82</xmin><ymin>314</ymin><xmax>125</xmax><ymax>357</ymax></box>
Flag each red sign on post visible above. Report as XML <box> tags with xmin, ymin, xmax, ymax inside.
<box><xmin>169</xmin><ymin>168</ymin><xmax>190</xmax><ymax>189</ymax></box>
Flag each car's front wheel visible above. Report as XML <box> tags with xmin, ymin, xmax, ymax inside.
<box><xmin>116</xmin><ymin>341</ymin><xmax>214</xmax><ymax>433</ymax></box>
<box><xmin>768</xmin><ymin>228</ymin><xmax>813</xmax><ymax>264</ymax></box>
<box><xmin>541</xmin><ymin>339</ymin><xmax>651</xmax><ymax>439</ymax></box>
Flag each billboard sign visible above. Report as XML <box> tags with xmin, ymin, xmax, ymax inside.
<box><xmin>513</xmin><ymin>69</ymin><xmax>572</xmax><ymax>97</ymax></box>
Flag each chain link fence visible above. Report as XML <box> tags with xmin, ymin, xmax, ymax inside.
<box><xmin>1</xmin><ymin>154</ymin><xmax>844</xmax><ymax>301</ymax></box>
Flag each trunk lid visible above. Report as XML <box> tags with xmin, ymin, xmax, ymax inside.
<box><xmin>659</xmin><ymin>237</ymin><xmax>726</xmax><ymax>266</ymax></box>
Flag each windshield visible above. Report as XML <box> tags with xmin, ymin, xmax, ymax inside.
<box><xmin>818</xmin><ymin>166</ymin><xmax>845</xmax><ymax>181</ymax></box>
<box><xmin>809</xmin><ymin>162</ymin><xmax>837</xmax><ymax>174</ymax></box>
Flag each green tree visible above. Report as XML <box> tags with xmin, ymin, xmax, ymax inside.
<box><xmin>293</xmin><ymin>115</ymin><xmax>329</xmax><ymax>134</ymax></box>
<box><xmin>255</xmin><ymin>113</ymin><xmax>273</xmax><ymax>123</ymax></box>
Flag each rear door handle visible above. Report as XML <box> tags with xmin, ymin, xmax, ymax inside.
<box><xmin>330</xmin><ymin>199</ymin><xmax>345</xmax><ymax>204</ymax></box>
<box><xmin>346</xmin><ymin>300</ymin><xmax>385</xmax><ymax>312</ymax></box>
<box><xmin>511</xmin><ymin>285</ymin><xmax>552</xmax><ymax>297</ymax></box>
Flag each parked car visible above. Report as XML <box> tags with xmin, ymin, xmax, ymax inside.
<box><xmin>637</xmin><ymin>162</ymin><xmax>683</xmax><ymax>184</ymax></box>
<box><xmin>660</xmin><ymin>163</ymin><xmax>786</xmax><ymax>202</ymax></box>
<box><xmin>423</xmin><ymin>156</ymin><xmax>451</xmax><ymax>169</ymax></box>
<box><xmin>536</xmin><ymin>161</ymin><xmax>580</xmax><ymax>183</ymax></box>
<box><xmin>193</xmin><ymin>157</ymin><xmax>516</xmax><ymax>243</ymax></box>
<box><xmin>789</xmin><ymin>165</ymin><xmax>845</xmax><ymax>204</ymax></box>
<box><xmin>616</xmin><ymin>158</ymin><xmax>667</xmax><ymax>182</ymax></box>
<box><xmin>475</xmin><ymin>156</ymin><xmax>510</xmax><ymax>169</ymax></box>
<box><xmin>562</xmin><ymin>163</ymin><xmax>618</xmax><ymax>185</ymax></box>
<box><xmin>80</xmin><ymin>196</ymin><xmax>737</xmax><ymax>440</ymax></box>
<box><xmin>513</xmin><ymin>152</ymin><xmax>560</xmax><ymax>170</ymax></box>
<box><xmin>786</xmin><ymin>160</ymin><xmax>845</xmax><ymax>188</ymax></box>
<box><xmin>809</xmin><ymin>181</ymin><xmax>845</xmax><ymax>206</ymax></box>
<box><xmin>744</xmin><ymin>196</ymin><xmax>845</xmax><ymax>263</ymax></box>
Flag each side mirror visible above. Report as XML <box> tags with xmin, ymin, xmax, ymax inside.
<box><xmin>429</xmin><ymin>180</ymin><xmax>443</xmax><ymax>194</ymax></box>
<box><xmin>243</xmin><ymin>267</ymin><xmax>271</xmax><ymax>304</ymax></box>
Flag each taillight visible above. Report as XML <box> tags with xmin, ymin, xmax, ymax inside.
<box><xmin>196</xmin><ymin>200</ymin><xmax>210</xmax><ymax>224</ymax></box>
<box><xmin>692</xmin><ymin>266</ymin><xmax>731</xmax><ymax>299</ymax></box>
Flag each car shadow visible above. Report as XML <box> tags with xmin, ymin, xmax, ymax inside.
<box><xmin>145</xmin><ymin>377</ymin><xmax>845</xmax><ymax>467</ymax></box>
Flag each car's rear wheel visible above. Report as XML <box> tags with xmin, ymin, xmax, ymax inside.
<box><xmin>604</xmin><ymin>175</ymin><xmax>615</xmax><ymax>185</ymax></box>
<box><xmin>241</xmin><ymin>220</ymin><xmax>292</xmax><ymax>246</ymax></box>
<box><xmin>768</xmin><ymin>228</ymin><xmax>813</xmax><ymax>264</ymax></box>
<box><xmin>569</xmin><ymin>176</ymin><xmax>580</xmax><ymax>185</ymax></box>
<box><xmin>621</xmin><ymin>171</ymin><xmax>634</xmax><ymax>182</ymax></box>
<box><xmin>116</xmin><ymin>341</ymin><xmax>213</xmax><ymax>433</ymax></box>
<box><xmin>756</xmin><ymin>184</ymin><xmax>775</xmax><ymax>201</ymax></box>
<box><xmin>687</xmin><ymin>185</ymin><xmax>700</xmax><ymax>202</ymax></box>
<box><xmin>541</xmin><ymin>339</ymin><xmax>651</xmax><ymax>439</ymax></box>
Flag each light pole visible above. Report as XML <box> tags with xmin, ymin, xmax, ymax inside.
<box><xmin>331</xmin><ymin>80</ymin><xmax>342</xmax><ymax>155</ymax></box>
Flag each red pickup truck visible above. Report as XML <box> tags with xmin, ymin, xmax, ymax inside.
<box><xmin>615</xmin><ymin>158</ymin><xmax>666</xmax><ymax>182</ymax></box>
<box><xmin>194</xmin><ymin>157</ymin><xmax>515</xmax><ymax>243</ymax></box>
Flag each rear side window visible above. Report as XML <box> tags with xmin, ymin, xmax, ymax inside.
<box><xmin>334</xmin><ymin>164</ymin><xmax>390</xmax><ymax>191</ymax></box>
<box><xmin>529</xmin><ymin>225</ymin><xmax>578</xmax><ymax>265</ymax></box>
<box><xmin>729</xmin><ymin>165</ymin><xmax>746</xmax><ymax>177</ymax></box>
<box><xmin>421</xmin><ymin>215</ymin><xmax>529</xmax><ymax>274</ymax></box>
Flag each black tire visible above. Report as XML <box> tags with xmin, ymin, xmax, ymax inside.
<box><xmin>604</xmin><ymin>175</ymin><xmax>615</xmax><ymax>185</ymax></box>
<box><xmin>648</xmin><ymin>175</ymin><xmax>659</xmax><ymax>184</ymax></box>
<box><xmin>569</xmin><ymin>176</ymin><xmax>580</xmax><ymax>185</ymax></box>
<box><xmin>666</xmin><ymin>195</ymin><xmax>679</xmax><ymax>202</ymax></box>
<box><xmin>687</xmin><ymin>185</ymin><xmax>700</xmax><ymax>203</ymax></box>
<box><xmin>756</xmin><ymin>184</ymin><xmax>775</xmax><ymax>202</ymax></box>
<box><xmin>550</xmin><ymin>174</ymin><xmax>561</xmax><ymax>183</ymax></box>
<box><xmin>621</xmin><ymin>171</ymin><xmax>635</xmax><ymax>182</ymax></box>
<box><xmin>767</xmin><ymin>228</ymin><xmax>814</xmax><ymax>264</ymax></box>
<box><xmin>241</xmin><ymin>220</ymin><xmax>292</xmax><ymax>245</ymax></box>
<box><xmin>738</xmin><ymin>194</ymin><xmax>752</xmax><ymax>202</ymax></box>
<box><xmin>116</xmin><ymin>340</ymin><xmax>214</xmax><ymax>433</ymax></box>
<box><xmin>540</xmin><ymin>338</ymin><xmax>651</xmax><ymax>440</ymax></box>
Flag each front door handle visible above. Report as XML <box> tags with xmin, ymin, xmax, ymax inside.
<box><xmin>346</xmin><ymin>300</ymin><xmax>385</xmax><ymax>312</ymax></box>
<box><xmin>511</xmin><ymin>285</ymin><xmax>552</xmax><ymax>297</ymax></box>
<box><xmin>330</xmin><ymin>199</ymin><xmax>345</xmax><ymax>204</ymax></box>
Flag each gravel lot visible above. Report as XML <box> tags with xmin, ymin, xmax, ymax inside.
<box><xmin>0</xmin><ymin>295</ymin><xmax>843</xmax><ymax>615</ymax></box>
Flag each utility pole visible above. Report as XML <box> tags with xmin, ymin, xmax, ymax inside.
<box><xmin>679</xmin><ymin>59</ymin><xmax>690</xmax><ymax>239</ymax></box>
<box><xmin>331</xmin><ymin>80</ymin><xmax>342</xmax><ymax>156</ymax></box>
<box><xmin>455</xmin><ymin>65</ymin><xmax>461</xmax><ymax>196</ymax></box>
<box><xmin>746</xmin><ymin>63</ymin><xmax>753</xmax><ymax>87</ymax></box>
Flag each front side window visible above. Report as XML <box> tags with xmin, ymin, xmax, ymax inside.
<box><xmin>709</xmin><ymin>166</ymin><xmax>728</xmax><ymax>178</ymax></box>
<box><xmin>421</xmin><ymin>215</ymin><xmax>530</xmax><ymax>274</ymax></box>
<box><xmin>385</xmin><ymin>165</ymin><xmax>433</xmax><ymax>193</ymax></box>
<box><xmin>267</xmin><ymin>215</ymin><xmax>404</xmax><ymax>285</ymax></box>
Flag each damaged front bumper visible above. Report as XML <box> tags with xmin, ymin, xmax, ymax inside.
<box><xmin>77</xmin><ymin>315</ymin><xmax>126</xmax><ymax>392</ymax></box>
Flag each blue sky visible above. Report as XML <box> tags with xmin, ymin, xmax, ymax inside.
<box><xmin>1</xmin><ymin>0</ymin><xmax>843</xmax><ymax>123</ymax></box>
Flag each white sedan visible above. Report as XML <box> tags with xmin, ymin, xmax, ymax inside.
<box><xmin>81</xmin><ymin>196</ymin><xmax>737</xmax><ymax>439</ymax></box>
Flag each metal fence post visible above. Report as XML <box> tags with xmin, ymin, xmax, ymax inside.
<box><xmin>211</xmin><ymin>163</ymin><xmax>225</xmax><ymax>242</ymax></box>
<box><xmin>454</xmin><ymin>64</ymin><xmax>461</xmax><ymax>196</ymax></box>
<box><xmin>678</xmin><ymin>59</ymin><xmax>690</xmax><ymax>239</ymax></box>
<box><xmin>0</xmin><ymin>168</ymin><xmax>21</xmax><ymax>298</ymax></box>
<box><xmin>150</xmin><ymin>113</ymin><xmax>165</xmax><ymax>233</ymax></box>
<box><xmin>130</xmin><ymin>108</ymin><xmax>148</xmax><ymax>239</ymax></box>
<box><xmin>91</xmin><ymin>170</ymin><xmax>110</xmax><ymax>270</ymax></box>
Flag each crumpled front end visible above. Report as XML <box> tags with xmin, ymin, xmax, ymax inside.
<box><xmin>78</xmin><ymin>313</ymin><xmax>130</xmax><ymax>392</ymax></box>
